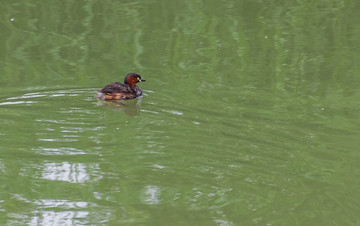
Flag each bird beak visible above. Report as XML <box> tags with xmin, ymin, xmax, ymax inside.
<box><xmin>140</xmin><ymin>79</ymin><xmax>146</xmax><ymax>82</ymax></box>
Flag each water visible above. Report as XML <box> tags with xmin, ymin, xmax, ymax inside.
<box><xmin>1</xmin><ymin>0</ymin><xmax>360</xmax><ymax>225</ymax></box>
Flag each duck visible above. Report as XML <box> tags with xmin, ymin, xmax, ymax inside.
<box><xmin>96</xmin><ymin>73</ymin><xmax>146</xmax><ymax>100</ymax></box>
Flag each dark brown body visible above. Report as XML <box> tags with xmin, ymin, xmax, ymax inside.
<box><xmin>97</xmin><ymin>73</ymin><xmax>145</xmax><ymax>101</ymax></box>
<box><xmin>97</xmin><ymin>82</ymin><xmax>143</xmax><ymax>100</ymax></box>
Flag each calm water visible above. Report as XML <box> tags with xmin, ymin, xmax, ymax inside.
<box><xmin>1</xmin><ymin>0</ymin><xmax>360</xmax><ymax>225</ymax></box>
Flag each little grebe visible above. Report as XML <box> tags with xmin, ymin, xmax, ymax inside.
<box><xmin>96</xmin><ymin>73</ymin><xmax>146</xmax><ymax>100</ymax></box>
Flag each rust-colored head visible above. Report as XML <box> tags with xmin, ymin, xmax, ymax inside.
<box><xmin>124</xmin><ymin>73</ymin><xmax>146</xmax><ymax>86</ymax></box>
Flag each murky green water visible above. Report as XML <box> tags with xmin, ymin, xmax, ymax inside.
<box><xmin>1</xmin><ymin>0</ymin><xmax>360</xmax><ymax>225</ymax></box>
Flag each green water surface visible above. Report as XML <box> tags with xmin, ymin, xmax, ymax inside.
<box><xmin>1</xmin><ymin>0</ymin><xmax>360</xmax><ymax>225</ymax></box>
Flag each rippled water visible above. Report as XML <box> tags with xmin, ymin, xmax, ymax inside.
<box><xmin>1</xmin><ymin>0</ymin><xmax>360</xmax><ymax>225</ymax></box>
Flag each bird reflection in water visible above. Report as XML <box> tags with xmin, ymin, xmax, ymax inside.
<box><xmin>96</xmin><ymin>96</ymin><xmax>143</xmax><ymax>116</ymax></box>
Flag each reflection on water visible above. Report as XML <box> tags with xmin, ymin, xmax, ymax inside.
<box><xmin>96</xmin><ymin>96</ymin><xmax>143</xmax><ymax>116</ymax></box>
<box><xmin>0</xmin><ymin>89</ymin><xmax>94</xmax><ymax>106</ymax></box>
<box><xmin>142</xmin><ymin>185</ymin><xmax>161</xmax><ymax>205</ymax></box>
<box><xmin>29</xmin><ymin>210</ymin><xmax>90</xmax><ymax>226</ymax></box>
<box><xmin>29</xmin><ymin>199</ymin><xmax>93</xmax><ymax>225</ymax></box>
<box><xmin>34</xmin><ymin>147</ymin><xmax>87</xmax><ymax>155</ymax></box>
<box><xmin>0</xmin><ymin>100</ymin><xmax>37</xmax><ymax>106</ymax></box>
<box><xmin>41</xmin><ymin>162</ymin><xmax>100</xmax><ymax>183</ymax></box>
